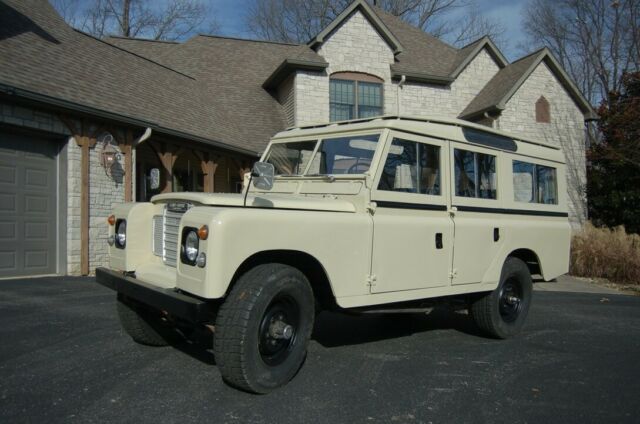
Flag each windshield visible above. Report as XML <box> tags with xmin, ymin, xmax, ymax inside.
<box><xmin>266</xmin><ymin>133</ymin><xmax>380</xmax><ymax>176</ymax></box>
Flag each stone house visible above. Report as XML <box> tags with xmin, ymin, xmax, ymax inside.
<box><xmin>0</xmin><ymin>0</ymin><xmax>595</xmax><ymax>279</ymax></box>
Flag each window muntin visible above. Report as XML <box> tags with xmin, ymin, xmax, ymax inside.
<box><xmin>330</xmin><ymin>80</ymin><xmax>355</xmax><ymax>121</ymax></box>
<box><xmin>330</xmin><ymin>76</ymin><xmax>382</xmax><ymax>121</ymax></box>
<box><xmin>512</xmin><ymin>160</ymin><xmax>558</xmax><ymax>204</ymax></box>
<box><xmin>378</xmin><ymin>138</ymin><xmax>441</xmax><ymax>195</ymax></box>
<box><xmin>266</xmin><ymin>141</ymin><xmax>317</xmax><ymax>176</ymax></box>
<box><xmin>454</xmin><ymin>149</ymin><xmax>497</xmax><ymax>199</ymax></box>
<box><xmin>309</xmin><ymin>134</ymin><xmax>380</xmax><ymax>175</ymax></box>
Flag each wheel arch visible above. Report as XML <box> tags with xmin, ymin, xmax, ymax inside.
<box><xmin>507</xmin><ymin>248</ymin><xmax>542</xmax><ymax>278</ymax></box>
<box><xmin>229</xmin><ymin>250</ymin><xmax>338</xmax><ymax>311</ymax></box>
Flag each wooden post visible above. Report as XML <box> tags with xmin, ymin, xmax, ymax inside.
<box><xmin>195</xmin><ymin>151</ymin><xmax>218</xmax><ymax>193</ymax></box>
<box><xmin>123</xmin><ymin>130</ymin><xmax>134</xmax><ymax>202</ymax></box>
<box><xmin>148</xmin><ymin>141</ymin><xmax>180</xmax><ymax>193</ymax></box>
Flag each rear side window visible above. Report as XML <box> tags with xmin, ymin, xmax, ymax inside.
<box><xmin>378</xmin><ymin>138</ymin><xmax>441</xmax><ymax>195</ymax></box>
<box><xmin>454</xmin><ymin>149</ymin><xmax>497</xmax><ymax>199</ymax></box>
<box><xmin>513</xmin><ymin>160</ymin><xmax>558</xmax><ymax>204</ymax></box>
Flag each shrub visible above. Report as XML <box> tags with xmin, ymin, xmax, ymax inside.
<box><xmin>570</xmin><ymin>222</ymin><xmax>640</xmax><ymax>285</ymax></box>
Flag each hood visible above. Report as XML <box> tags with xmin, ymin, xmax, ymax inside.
<box><xmin>150</xmin><ymin>192</ymin><xmax>356</xmax><ymax>213</ymax></box>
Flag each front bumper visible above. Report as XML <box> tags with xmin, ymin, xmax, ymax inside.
<box><xmin>95</xmin><ymin>267</ymin><xmax>213</xmax><ymax>323</ymax></box>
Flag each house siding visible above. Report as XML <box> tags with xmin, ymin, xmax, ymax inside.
<box><xmin>498</xmin><ymin>62</ymin><xmax>587</xmax><ymax>227</ymax></box>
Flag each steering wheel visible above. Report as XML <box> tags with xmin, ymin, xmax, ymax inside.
<box><xmin>346</xmin><ymin>162</ymin><xmax>370</xmax><ymax>174</ymax></box>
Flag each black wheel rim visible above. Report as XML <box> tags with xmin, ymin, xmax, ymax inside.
<box><xmin>258</xmin><ymin>295</ymin><xmax>300</xmax><ymax>366</ymax></box>
<box><xmin>499</xmin><ymin>277</ymin><xmax>523</xmax><ymax>323</ymax></box>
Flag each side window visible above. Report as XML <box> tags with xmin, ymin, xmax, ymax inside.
<box><xmin>512</xmin><ymin>160</ymin><xmax>558</xmax><ymax>204</ymax></box>
<box><xmin>378</xmin><ymin>138</ymin><xmax>441</xmax><ymax>195</ymax></box>
<box><xmin>454</xmin><ymin>149</ymin><xmax>497</xmax><ymax>199</ymax></box>
<box><xmin>536</xmin><ymin>165</ymin><xmax>557</xmax><ymax>204</ymax></box>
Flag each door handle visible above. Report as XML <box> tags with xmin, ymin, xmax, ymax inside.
<box><xmin>494</xmin><ymin>228</ymin><xmax>500</xmax><ymax>242</ymax></box>
<box><xmin>435</xmin><ymin>233</ymin><xmax>443</xmax><ymax>249</ymax></box>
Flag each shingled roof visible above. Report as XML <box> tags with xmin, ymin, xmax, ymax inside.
<box><xmin>460</xmin><ymin>48</ymin><xmax>597</xmax><ymax>120</ymax></box>
<box><xmin>0</xmin><ymin>0</ymin><xmax>325</xmax><ymax>155</ymax></box>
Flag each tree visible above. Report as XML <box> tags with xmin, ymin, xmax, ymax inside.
<box><xmin>51</xmin><ymin>0</ymin><xmax>217</xmax><ymax>41</ymax></box>
<box><xmin>588</xmin><ymin>72</ymin><xmax>640</xmax><ymax>233</ymax></box>
<box><xmin>522</xmin><ymin>0</ymin><xmax>640</xmax><ymax>106</ymax></box>
<box><xmin>246</xmin><ymin>0</ymin><xmax>506</xmax><ymax>49</ymax></box>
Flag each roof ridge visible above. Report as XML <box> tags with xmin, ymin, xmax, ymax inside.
<box><xmin>459</xmin><ymin>35</ymin><xmax>488</xmax><ymax>50</ymax></box>
<box><xmin>509</xmin><ymin>47</ymin><xmax>548</xmax><ymax>65</ymax></box>
<box><xmin>370</xmin><ymin>4</ymin><xmax>458</xmax><ymax>53</ymax></box>
<box><xmin>196</xmin><ymin>33</ymin><xmax>302</xmax><ymax>47</ymax></box>
<box><xmin>105</xmin><ymin>35</ymin><xmax>180</xmax><ymax>44</ymax></box>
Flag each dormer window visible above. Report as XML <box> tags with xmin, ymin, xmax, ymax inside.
<box><xmin>535</xmin><ymin>96</ymin><xmax>550</xmax><ymax>123</ymax></box>
<box><xmin>330</xmin><ymin>72</ymin><xmax>383</xmax><ymax>121</ymax></box>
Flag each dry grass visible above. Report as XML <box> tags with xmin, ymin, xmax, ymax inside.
<box><xmin>570</xmin><ymin>222</ymin><xmax>640</xmax><ymax>285</ymax></box>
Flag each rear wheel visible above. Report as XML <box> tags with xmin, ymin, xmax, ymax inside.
<box><xmin>471</xmin><ymin>257</ymin><xmax>532</xmax><ymax>339</ymax></box>
<box><xmin>116</xmin><ymin>295</ymin><xmax>182</xmax><ymax>346</ymax></box>
<box><xmin>214</xmin><ymin>264</ymin><xmax>315</xmax><ymax>394</ymax></box>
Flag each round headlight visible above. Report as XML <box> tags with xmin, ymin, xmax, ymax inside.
<box><xmin>115</xmin><ymin>220</ymin><xmax>126</xmax><ymax>248</ymax></box>
<box><xmin>184</xmin><ymin>230</ymin><xmax>199</xmax><ymax>262</ymax></box>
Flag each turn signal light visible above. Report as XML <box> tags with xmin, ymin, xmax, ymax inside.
<box><xmin>198</xmin><ymin>225</ymin><xmax>209</xmax><ymax>240</ymax></box>
<box><xmin>107</xmin><ymin>215</ymin><xmax>116</xmax><ymax>226</ymax></box>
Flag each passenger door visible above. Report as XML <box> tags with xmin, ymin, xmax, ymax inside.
<box><xmin>369</xmin><ymin>132</ymin><xmax>453</xmax><ymax>293</ymax></box>
<box><xmin>449</xmin><ymin>142</ymin><xmax>504</xmax><ymax>285</ymax></box>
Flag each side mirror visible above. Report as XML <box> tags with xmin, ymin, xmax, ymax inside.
<box><xmin>251</xmin><ymin>162</ymin><xmax>275</xmax><ymax>191</ymax></box>
<box><xmin>149</xmin><ymin>168</ymin><xmax>160</xmax><ymax>190</ymax></box>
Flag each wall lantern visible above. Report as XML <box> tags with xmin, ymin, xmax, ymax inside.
<box><xmin>97</xmin><ymin>132</ymin><xmax>121</xmax><ymax>178</ymax></box>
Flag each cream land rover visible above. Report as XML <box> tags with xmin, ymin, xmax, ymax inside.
<box><xmin>96</xmin><ymin>116</ymin><xmax>570</xmax><ymax>393</ymax></box>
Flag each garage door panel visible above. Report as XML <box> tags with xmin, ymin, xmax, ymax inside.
<box><xmin>0</xmin><ymin>251</ymin><xmax>16</xmax><ymax>271</ymax></box>
<box><xmin>24</xmin><ymin>250</ymin><xmax>50</xmax><ymax>269</ymax></box>
<box><xmin>25</xmin><ymin>195</ymin><xmax>50</xmax><ymax>214</ymax></box>
<box><xmin>0</xmin><ymin>132</ymin><xmax>58</xmax><ymax>278</ymax></box>
<box><xmin>0</xmin><ymin>221</ymin><xmax>16</xmax><ymax>240</ymax></box>
<box><xmin>0</xmin><ymin>193</ymin><xmax>17</xmax><ymax>212</ymax></box>
<box><xmin>25</xmin><ymin>168</ymin><xmax>50</xmax><ymax>188</ymax></box>
<box><xmin>25</xmin><ymin>222</ymin><xmax>49</xmax><ymax>239</ymax></box>
<box><xmin>0</xmin><ymin>165</ymin><xmax>15</xmax><ymax>184</ymax></box>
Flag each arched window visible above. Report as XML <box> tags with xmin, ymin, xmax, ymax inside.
<box><xmin>330</xmin><ymin>72</ymin><xmax>383</xmax><ymax>121</ymax></box>
<box><xmin>535</xmin><ymin>96</ymin><xmax>550</xmax><ymax>123</ymax></box>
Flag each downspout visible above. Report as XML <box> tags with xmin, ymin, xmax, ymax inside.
<box><xmin>134</xmin><ymin>127</ymin><xmax>152</xmax><ymax>146</ymax></box>
<box><xmin>397</xmin><ymin>74</ymin><xmax>406</xmax><ymax>116</ymax></box>
<box><xmin>484</xmin><ymin>111</ymin><xmax>499</xmax><ymax>130</ymax></box>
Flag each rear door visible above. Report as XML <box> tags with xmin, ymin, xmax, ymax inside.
<box><xmin>369</xmin><ymin>132</ymin><xmax>453</xmax><ymax>293</ymax></box>
<box><xmin>449</xmin><ymin>142</ymin><xmax>503</xmax><ymax>285</ymax></box>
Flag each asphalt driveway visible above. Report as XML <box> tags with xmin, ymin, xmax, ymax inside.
<box><xmin>1</xmin><ymin>277</ymin><xmax>639</xmax><ymax>424</ymax></box>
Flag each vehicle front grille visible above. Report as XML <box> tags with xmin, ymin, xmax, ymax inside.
<box><xmin>151</xmin><ymin>205</ymin><xmax>188</xmax><ymax>268</ymax></box>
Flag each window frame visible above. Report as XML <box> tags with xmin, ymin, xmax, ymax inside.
<box><xmin>512</xmin><ymin>159</ymin><xmax>559</xmax><ymax>205</ymax></box>
<box><xmin>371</xmin><ymin>130</ymin><xmax>448</xmax><ymax>207</ymax></box>
<box><xmin>330</xmin><ymin>72</ymin><xmax>384</xmax><ymax>121</ymax></box>
<box><xmin>449</xmin><ymin>141</ymin><xmax>502</xmax><ymax>208</ymax></box>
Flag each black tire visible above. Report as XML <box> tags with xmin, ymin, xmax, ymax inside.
<box><xmin>116</xmin><ymin>295</ymin><xmax>182</xmax><ymax>347</ymax></box>
<box><xmin>214</xmin><ymin>264</ymin><xmax>315</xmax><ymax>394</ymax></box>
<box><xmin>470</xmin><ymin>257</ymin><xmax>533</xmax><ymax>339</ymax></box>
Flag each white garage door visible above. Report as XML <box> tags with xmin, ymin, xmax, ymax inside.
<box><xmin>0</xmin><ymin>132</ymin><xmax>59</xmax><ymax>278</ymax></box>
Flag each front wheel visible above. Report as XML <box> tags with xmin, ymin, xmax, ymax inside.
<box><xmin>471</xmin><ymin>257</ymin><xmax>532</xmax><ymax>339</ymax></box>
<box><xmin>213</xmin><ymin>264</ymin><xmax>315</xmax><ymax>394</ymax></box>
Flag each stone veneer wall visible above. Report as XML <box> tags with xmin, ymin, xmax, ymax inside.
<box><xmin>293</xmin><ymin>11</ymin><xmax>501</xmax><ymax>126</ymax></box>
<box><xmin>66</xmin><ymin>134</ymin><xmax>125</xmax><ymax>274</ymax></box>
<box><xmin>498</xmin><ymin>62</ymin><xmax>587</xmax><ymax>227</ymax></box>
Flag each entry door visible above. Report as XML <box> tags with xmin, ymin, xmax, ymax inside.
<box><xmin>449</xmin><ymin>142</ymin><xmax>503</xmax><ymax>285</ymax></box>
<box><xmin>0</xmin><ymin>132</ymin><xmax>59</xmax><ymax>278</ymax></box>
<box><xmin>370</xmin><ymin>133</ymin><xmax>452</xmax><ymax>293</ymax></box>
